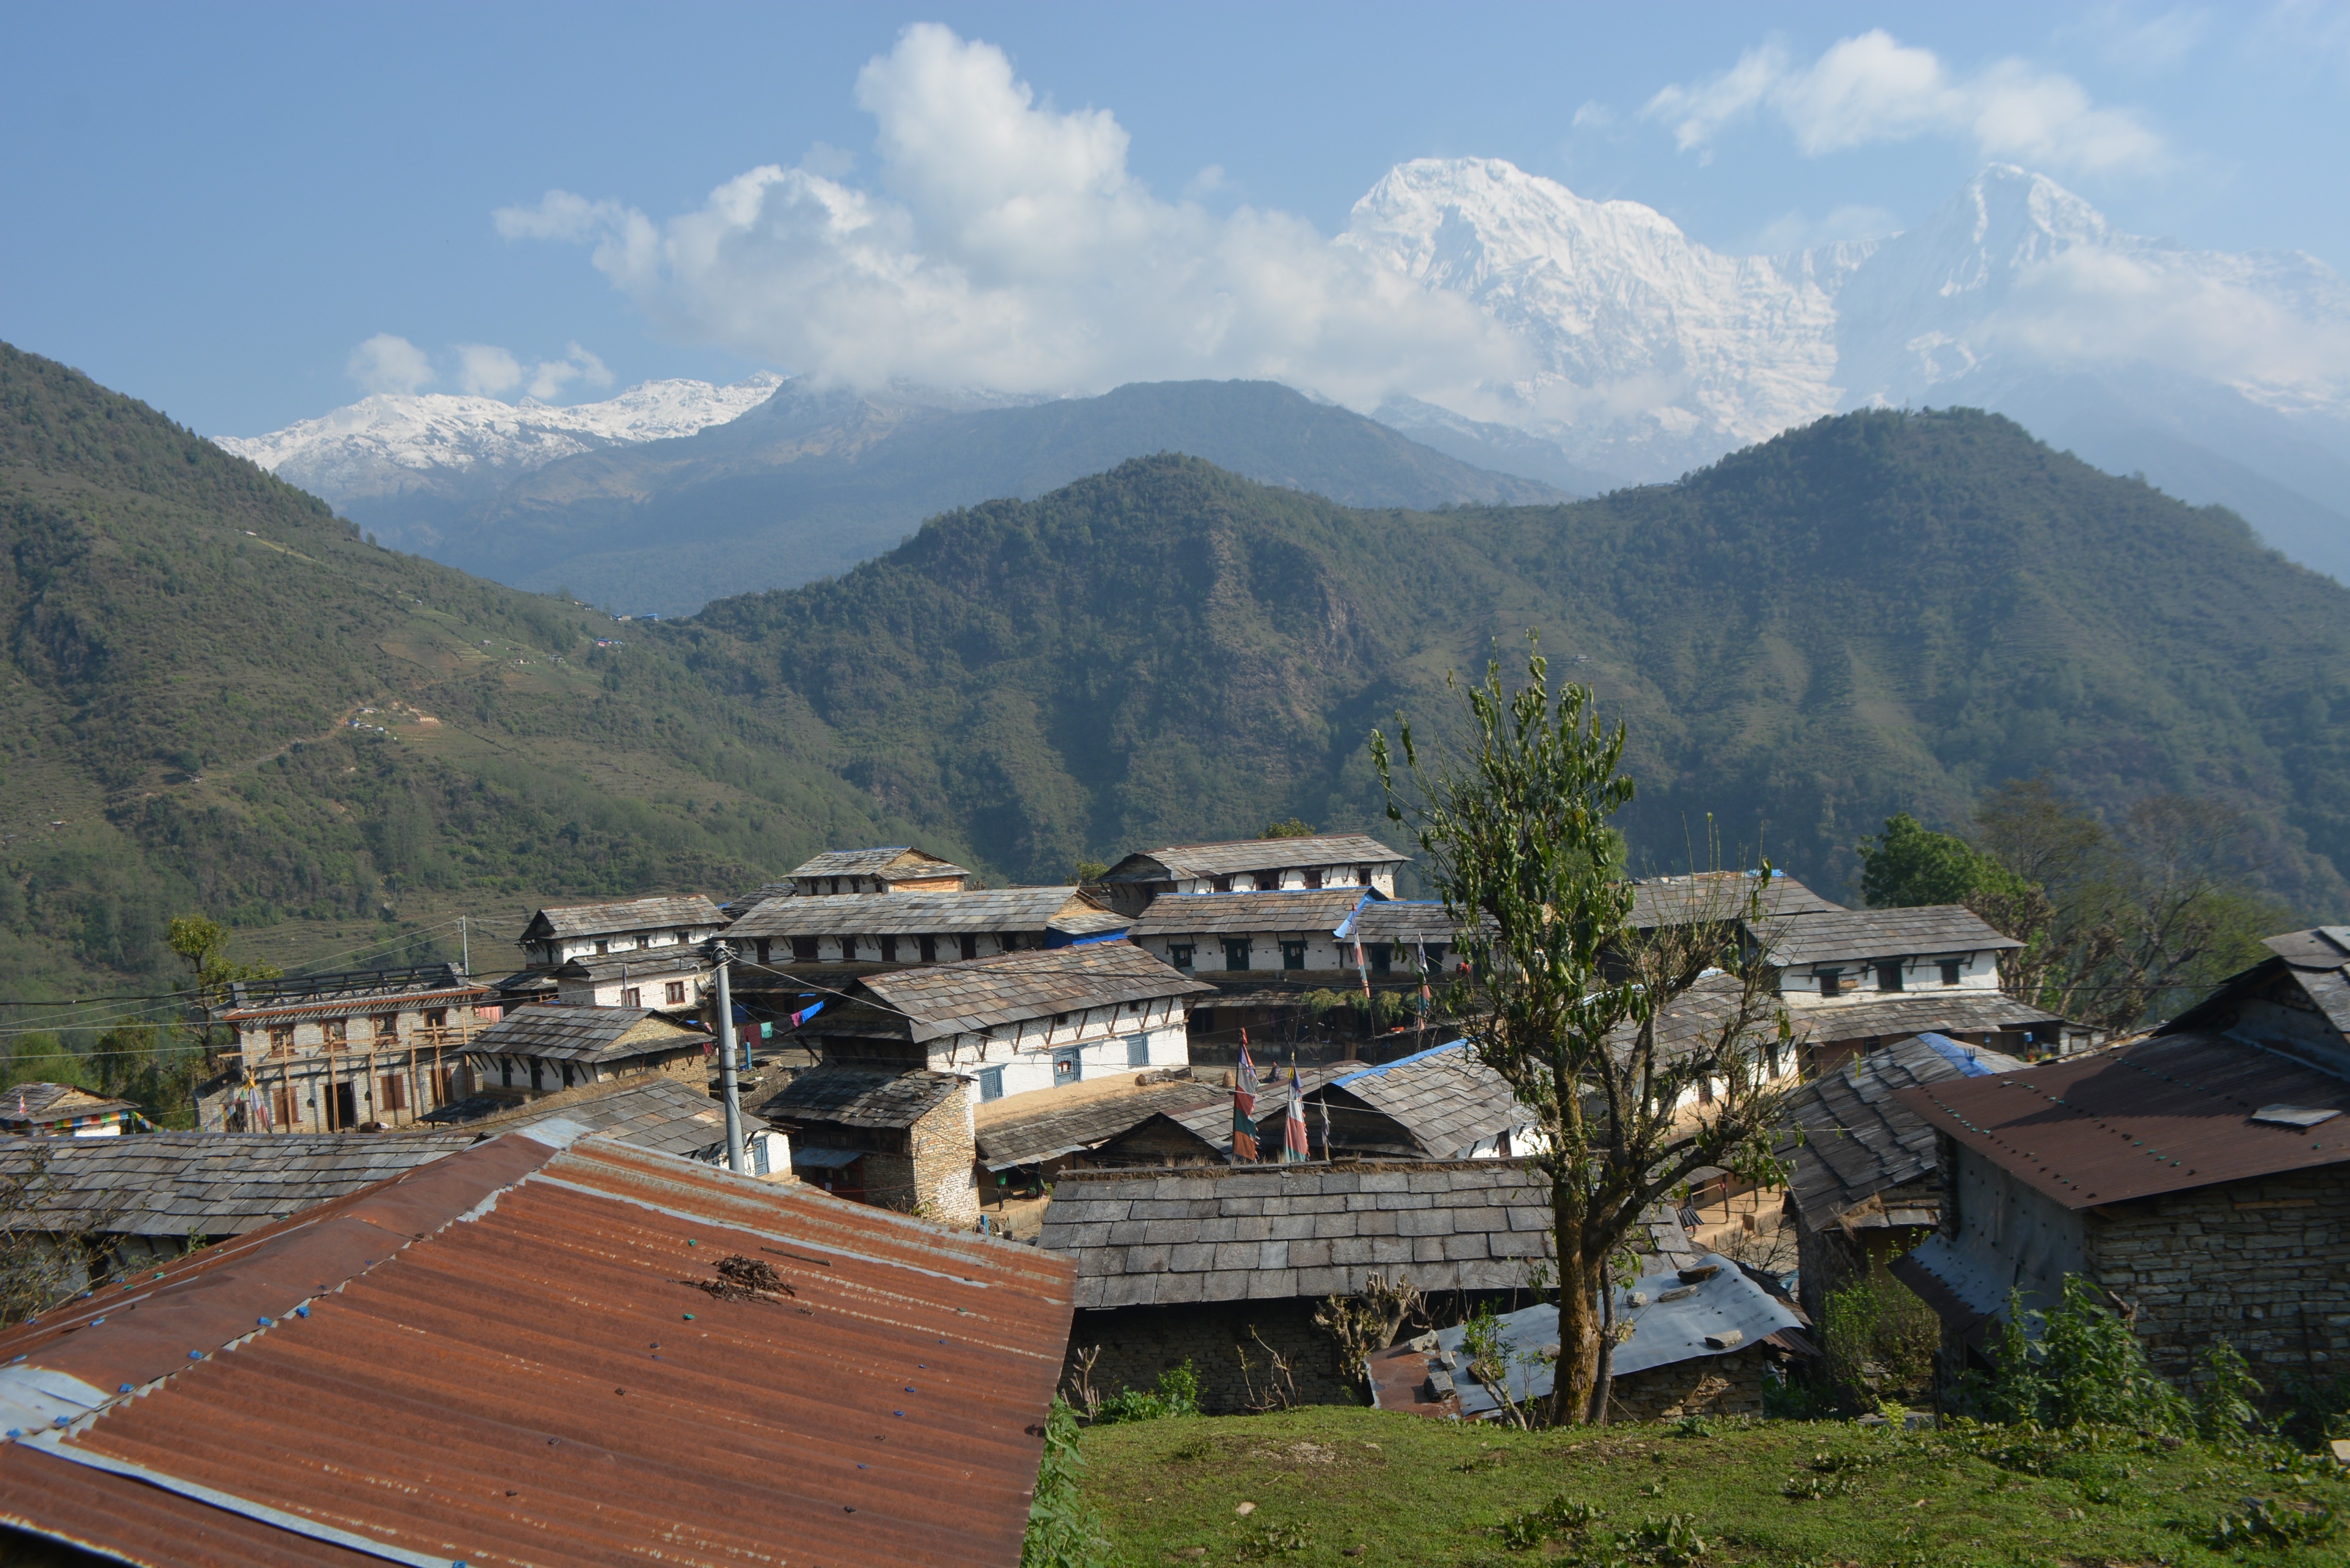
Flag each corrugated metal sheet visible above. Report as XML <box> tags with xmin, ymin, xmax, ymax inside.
<box><xmin>1894</xmin><ymin>1030</ymin><xmax>2350</xmax><ymax>1209</ymax></box>
<box><xmin>0</xmin><ymin>1129</ymin><xmax>1073</xmax><ymax>1568</ymax></box>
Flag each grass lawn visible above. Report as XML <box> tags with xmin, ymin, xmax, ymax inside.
<box><xmin>1078</xmin><ymin>1406</ymin><xmax>2347</xmax><ymax>1566</ymax></box>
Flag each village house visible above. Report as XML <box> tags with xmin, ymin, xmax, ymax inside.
<box><xmin>1041</xmin><ymin>1160</ymin><xmax>1559</xmax><ymax>1413</ymax></box>
<box><xmin>1307</xmin><ymin>1041</ymin><xmax>1539</xmax><ymax>1159</ymax></box>
<box><xmin>782</xmin><ymin>845</ymin><xmax>975</xmax><ymax>895</ymax></box>
<box><xmin>1892</xmin><ymin>1019</ymin><xmax>2349</xmax><ymax>1388</ymax></box>
<box><xmin>201</xmin><ymin>963</ymin><xmax>497</xmax><ymax>1133</ymax></box>
<box><xmin>0</xmin><ymin>1083</ymin><xmax>140</xmax><ymax>1138</ymax></box>
<box><xmin>776</xmin><ymin>941</ymin><xmax>1212</xmax><ymax>1104</ymax></box>
<box><xmin>0</xmin><ymin>1128</ymin><xmax>472</xmax><ymax>1289</ymax></box>
<box><xmin>1775</xmin><ymin>1031</ymin><xmax>2023</xmax><ymax>1327</ymax></box>
<box><xmin>723</xmin><ymin>885</ymin><xmax>1127</xmax><ymax>975</ymax></box>
<box><xmin>494</xmin><ymin>893</ymin><xmax>727</xmax><ymax>1005</ymax></box>
<box><xmin>430</xmin><ymin>1072</ymin><xmax>796</xmax><ymax>1180</ymax></box>
<box><xmin>0</xmin><ymin>1129</ymin><xmax>1073</xmax><ymax>1568</ymax></box>
<box><xmin>458</xmin><ymin>1005</ymin><xmax>709</xmax><ymax>1103</ymax></box>
<box><xmin>987</xmin><ymin>1062</ymin><xmax>1345</xmax><ymax>1182</ymax></box>
<box><xmin>1098</xmin><ymin>831</ymin><xmax>1408</xmax><ymax>900</ymax></box>
<box><xmin>1366</xmin><ymin>1252</ymin><xmax>1816</xmax><ymax>1423</ymax></box>
<box><xmin>757</xmin><ymin>1067</ymin><xmax>973</xmax><ymax>1218</ymax></box>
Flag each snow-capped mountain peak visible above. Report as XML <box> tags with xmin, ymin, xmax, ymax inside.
<box><xmin>217</xmin><ymin>372</ymin><xmax>786</xmax><ymax>506</ymax></box>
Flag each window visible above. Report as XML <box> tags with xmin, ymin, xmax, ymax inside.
<box><xmin>595</xmin><ymin>940</ymin><xmax>610</xmax><ymax>956</ymax></box>
<box><xmin>622</xmin><ymin>987</ymin><xmax>643</xmax><ymax>1008</ymax></box>
<box><xmin>1052</xmin><ymin>1048</ymin><xmax>1083</xmax><ymax>1086</ymax></box>
<box><xmin>1424</xmin><ymin>943</ymin><xmax>1448</xmax><ymax>970</ymax></box>
<box><xmin>373</xmin><ymin>1013</ymin><xmax>398</xmax><ymax>1040</ymax></box>
<box><xmin>1127</xmin><ymin>1035</ymin><xmax>1150</xmax><ymax>1067</ymax></box>
<box><xmin>501</xmin><ymin>1058</ymin><xmax>513</xmax><ymax>1088</ymax></box>
<box><xmin>1168</xmin><ymin>943</ymin><xmax>1194</xmax><ymax>971</ymax></box>
<box><xmin>1213</xmin><ymin>875</ymin><xmax>1232</xmax><ymax>893</ymax></box>
<box><xmin>1818</xmin><ymin>970</ymin><xmax>1844</xmax><ymax>997</ymax></box>
<box><xmin>378</xmin><ymin>1075</ymin><xmax>406</xmax><ymax>1113</ymax></box>
<box><xmin>919</xmin><ymin>935</ymin><xmax>938</xmax><ymax>963</ymax></box>
<box><xmin>1940</xmin><ymin>959</ymin><xmax>1964</xmax><ymax>986</ymax></box>
<box><xmin>978</xmin><ymin>1066</ymin><xmax>1004</xmax><ymax>1102</ymax></box>
<box><xmin>425</xmin><ymin>1009</ymin><xmax>447</xmax><ymax>1031</ymax></box>
<box><xmin>268</xmin><ymin>1024</ymin><xmax>295</xmax><ymax>1056</ymax></box>
<box><xmin>1223</xmin><ymin>937</ymin><xmax>1252</xmax><ymax>971</ymax></box>
<box><xmin>272</xmin><ymin>1086</ymin><xmax>296</xmax><ymax>1129</ymax></box>
<box><xmin>880</xmin><ymin>935</ymin><xmax>898</xmax><ymax>963</ymax></box>
<box><xmin>1876</xmin><ymin>962</ymin><xmax>1904</xmax><ymax>993</ymax></box>
<box><xmin>1281</xmin><ymin>940</ymin><xmax>1307</xmax><ymax>970</ymax></box>
<box><xmin>529</xmin><ymin>1060</ymin><xmax>545</xmax><ymax>1091</ymax></box>
<box><xmin>836</xmin><ymin>936</ymin><xmax>858</xmax><ymax>962</ymax></box>
<box><xmin>1304</xmin><ymin>868</ymin><xmax>1323</xmax><ymax>890</ymax></box>
<box><xmin>959</xmin><ymin>934</ymin><xmax>978</xmax><ymax>961</ymax></box>
<box><xmin>1369</xmin><ymin>943</ymin><xmax>1392</xmax><ymax>976</ymax></box>
<box><xmin>792</xmin><ymin>936</ymin><xmax>819</xmax><ymax>963</ymax></box>
<box><xmin>560</xmin><ymin>1063</ymin><xmax>575</xmax><ymax>1088</ymax></box>
<box><xmin>750</xmin><ymin>1134</ymin><xmax>770</xmax><ymax>1177</ymax></box>
<box><xmin>323</xmin><ymin>1018</ymin><xmax>348</xmax><ymax>1046</ymax></box>
<box><xmin>664</xmin><ymin>981</ymin><xmax>687</xmax><ymax>1006</ymax></box>
<box><xmin>755</xmin><ymin>939</ymin><xmax>771</xmax><ymax>966</ymax></box>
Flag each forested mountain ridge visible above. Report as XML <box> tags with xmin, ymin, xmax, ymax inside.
<box><xmin>675</xmin><ymin>411</ymin><xmax>2350</xmax><ymax>913</ymax></box>
<box><xmin>0</xmin><ymin>342</ymin><xmax>934</xmax><ymax>995</ymax></box>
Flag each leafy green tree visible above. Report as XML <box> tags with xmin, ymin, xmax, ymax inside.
<box><xmin>1857</xmin><ymin>813</ymin><xmax>2023</xmax><ymax>908</ymax></box>
<box><xmin>0</xmin><ymin>1034</ymin><xmax>87</xmax><ymax>1092</ymax></box>
<box><xmin>1374</xmin><ymin>645</ymin><xmax>1792</xmax><ymax>1425</ymax></box>
<box><xmin>1259</xmin><ymin>819</ymin><xmax>1316</xmax><ymax>839</ymax></box>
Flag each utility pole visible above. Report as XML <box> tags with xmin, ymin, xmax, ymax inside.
<box><xmin>460</xmin><ymin>916</ymin><xmax>469</xmax><ymax>975</ymax></box>
<box><xmin>711</xmin><ymin>941</ymin><xmax>746</xmax><ymax>1174</ymax></box>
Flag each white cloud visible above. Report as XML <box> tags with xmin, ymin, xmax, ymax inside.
<box><xmin>347</xmin><ymin>333</ymin><xmax>432</xmax><ymax>395</ymax></box>
<box><xmin>455</xmin><ymin>344</ymin><xmax>524</xmax><ymax>396</ymax></box>
<box><xmin>494</xmin><ymin>22</ymin><xmax>1521</xmax><ymax>405</ymax></box>
<box><xmin>526</xmin><ymin>342</ymin><xmax>615</xmax><ymax>400</ymax></box>
<box><xmin>1645</xmin><ymin>30</ymin><xmax>2167</xmax><ymax>175</ymax></box>
<box><xmin>1570</xmin><ymin>101</ymin><xmax>1615</xmax><ymax>130</ymax></box>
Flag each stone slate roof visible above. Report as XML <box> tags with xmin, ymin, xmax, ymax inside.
<box><xmin>974</xmin><ymin>1079</ymin><xmax>1223</xmax><ymax>1169</ymax></box>
<box><xmin>1041</xmin><ymin>1159</ymin><xmax>1553</xmax><ymax>1309</ymax></box>
<box><xmin>0</xmin><ymin>1083</ymin><xmax>139</xmax><ymax>1126</ymax></box>
<box><xmin>1342</xmin><ymin>902</ymin><xmax>1476</xmax><ymax>946</ymax></box>
<box><xmin>550</xmin><ymin>949</ymin><xmax>710</xmax><ymax>982</ymax></box>
<box><xmin>1320</xmin><ymin>1043</ymin><xmax>1532</xmax><ymax>1159</ymax></box>
<box><xmin>522</xmin><ymin>895</ymin><xmax>725</xmax><ymax>942</ymax></box>
<box><xmin>1778</xmin><ymin>1033</ymin><xmax>2024</xmax><ymax>1231</ymax></box>
<box><xmin>0</xmin><ymin>1131</ymin><xmax>474</xmax><ymax>1238</ymax></box>
<box><xmin>1790</xmin><ymin>990</ymin><xmax>2068</xmax><ymax>1043</ymax></box>
<box><xmin>788</xmin><ymin>847</ymin><xmax>969</xmax><ymax>883</ymax></box>
<box><xmin>462</xmin><ymin>1007</ymin><xmax>701</xmax><ymax>1064</ymax></box>
<box><xmin>726</xmin><ymin>886</ymin><xmax>1124</xmax><ymax>940</ymax></box>
<box><xmin>1761</xmin><ymin>906</ymin><xmax>2021</xmax><ymax>967</ymax></box>
<box><xmin>722</xmin><ymin>880</ymin><xmax>797</xmax><ymax>917</ymax></box>
<box><xmin>1127</xmin><ymin>889</ymin><xmax>1372</xmax><ymax>937</ymax></box>
<box><xmin>858</xmin><ymin>942</ymin><xmax>1214</xmax><ymax>1043</ymax></box>
<box><xmin>1104</xmin><ymin>832</ymin><xmax>1407</xmax><ymax>883</ymax></box>
<box><xmin>755</xmin><ymin>1067</ymin><xmax>965</xmax><ymax>1131</ymax></box>
<box><xmin>430</xmin><ymin>1075</ymin><xmax>730</xmax><ymax>1159</ymax></box>
<box><xmin>219</xmin><ymin>964</ymin><xmax>486</xmax><ymax>1022</ymax></box>
<box><xmin>1628</xmin><ymin>873</ymin><xmax>1842</xmax><ymax>930</ymax></box>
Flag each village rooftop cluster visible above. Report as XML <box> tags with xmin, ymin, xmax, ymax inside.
<box><xmin>0</xmin><ymin>833</ymin><xmax>2343</xmax><ymax>1563</ymax></box>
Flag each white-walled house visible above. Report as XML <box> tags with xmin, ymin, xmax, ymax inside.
<box><xmin>1100</xmin><ymin>832</ymin><xmax>1407</xmax><ymax>898</ymax></box>
<box><xmin>723</xmin><ymin>886</ymin><xmax>1126</xmax><ymax>970</ymax></box>
<box><xmin>499</xmin><ymin>894</ymin><xmax>728</xmax><ymax>1007</ymax></box>
<box><xmin>548</xmin><ymin>950</ymin><xmax>711</xmax><ymax>1010</ymax></box>
<box><xmin>783</xmin><ymin>941</ymin><xmax>1213</xmax><ymax>1108</ymax></box>
<box><xmin>1126</xmin><ymin>889</ymin><xmax>1378</xmax><ymax>976</ymax></box>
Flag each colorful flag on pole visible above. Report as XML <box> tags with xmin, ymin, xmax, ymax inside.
<box><xmin>1354</xmin><ymin>936</ymin><xmax>1370</xmax><ymax>997</ymax></box>
<box><xmin>1231</xmin><ymin>1032</ymin><xmax>1259</xmax><ymax>1163</ymax></box>
<box><xmin>788</xmin><ymin>999</ymin><xmax>825</xmax><ymax>1028</ymax></box>
<box><xmin>1284</xmin><ymin>1060</ymin><xmax>1309</xmax><ymax>1162</ymax></box>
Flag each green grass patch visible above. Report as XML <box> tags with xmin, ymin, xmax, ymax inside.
<box><xmin>1079</xmin><ymin>1406</ymin><xmax>2348</xmax><ymax>1566</ymax></box>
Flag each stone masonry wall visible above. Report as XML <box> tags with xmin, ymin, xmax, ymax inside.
<box><xmin>912</xmin><ymin>1093</ymin><xmax>980</xmax><ymax>1228</ymax></box>
<box><xmin>1068</xmin><ymin>1301</ymin><xmax>1356</xmax><ymax>1414</ymax></box>
<box><xmin>2086</xmin><ymin>1165</ymin><xmax>2350</xmax><ymax>1383</ymax></box>
<box><xmin>1607</xmin><ymin>1346</ymin><xmax>1775</xmax><ymax>1423</ymax></box>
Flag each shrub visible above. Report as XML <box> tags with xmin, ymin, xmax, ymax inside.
<box><xmin>1965</xmin><ymin>1276</ymin><xmax>2188</xmax><ymax>1434</ymax></box>
<box><xmin>1820</xmin><ymin>1255</ymin><xmax>1938</xmax><ymax>1408</ymax></box>
<box><xmin>1022</xmin><ymin>1399</ymin><xmax>1113</xmax><ymax>1568</ymax></box>
<box><xmin>1095</xmin><ymin>1362</ymin><xmax>1199</xmax><ymax>1425</ymax></box>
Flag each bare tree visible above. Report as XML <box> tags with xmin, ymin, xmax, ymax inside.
<box><xmin>1373</xmin><ymin>647</ymin><xmax>1794</xmax><ymax>1424</ymax></box>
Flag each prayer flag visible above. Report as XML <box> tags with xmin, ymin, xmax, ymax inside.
<box><xmin>1284</xmin><ymin>1062</ymin><xmax>1309</xmax><ymax>1162</ymax></box>
<box><xmin>1231</xmin><ymin>1033</ymin><xmax>1260</xmax><ymax>1163</ymax></box>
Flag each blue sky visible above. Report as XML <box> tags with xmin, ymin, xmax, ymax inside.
<box><xmin>4</xmin><ymin>2</ymin><xmax>2346</xmax><ymax>436</ymax></box>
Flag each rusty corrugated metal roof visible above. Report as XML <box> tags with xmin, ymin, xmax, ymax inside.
<box><xmin>1894</xmin><ymin>1030</ymin><xmax>2350</xmax><ymax>1209</ymax></box>
<box><xmin>0</xmin><ymin>1128</ymin><xmax>1074</xmax><ymax>1568</ymax></box>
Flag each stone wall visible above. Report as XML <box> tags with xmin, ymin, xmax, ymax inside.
<box><xmin>2085</xmin><ymin>1166</ymin><xmax>2350</xmax><ymax>1382</ymax></box>
<box><xmin>1066</xmin><ymin>1300</ymin><xmax>1357</xmax><ymax>1414</ymax></box>
<box><xmin>1606</xmin><ymin>1346</ymin><xmax>1775</xmax><ymax>1423</ymax></box>
<box><xmin>911</xmin><ymin>1093</ymin><xmax>980</xmax><ymax>1227</ymax></box>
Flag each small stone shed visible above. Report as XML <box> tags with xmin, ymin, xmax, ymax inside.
<box><xmin>1040</xmin><ymin>1160</ymin><xmax>1555</xmax><ymax>1413</ymax></box>
<box><xmin>1366</xmin><ymin>1252</ymin><xmax>1815</xmax><ymax>1423</ymax></box>
<box><xmin>756</xmin><ymin>1066</ymin><xmax>978</xmax><ymax>1224</ymax></box>
<box><xmin>460</xmin><ymin>1006</ymin><xmax>709</xmax><ymax>1101</ymax></box>
<box><xmin>1777</xmin><ymin>1032</ymin><xmax>2022</xmax><ymax>1325</ymax></box>
<box><xmin>1893</xmin><ymin>1025</ymin><xmax>2350</xmax><ymax>1385</ymax></box>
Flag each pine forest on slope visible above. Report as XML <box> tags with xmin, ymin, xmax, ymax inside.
<box><xmin>7</xmin><ymin>340</ymin><xmax>2348</xmax><ymax>1002</ymax></box>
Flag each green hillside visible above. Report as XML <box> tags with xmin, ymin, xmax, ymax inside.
<box><xmin>0</xmin><ymin>343</ymin><xmax>935</xmax><ymax>997</ymax></box>
<box><xmin>678</xmin><ymin>413</ymin><xmax>2350</xmax><ymax>912</ymax></box>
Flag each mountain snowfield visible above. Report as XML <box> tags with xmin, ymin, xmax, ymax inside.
<box><xmin>227</xmin><ymin>160</ymin><xmax>2350</xmax><ymax>580</ymax></box>
<box><xmin>216</xmin><ymin>372</ymin><xmax>786</xmax><ymax>510</ymax></box>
